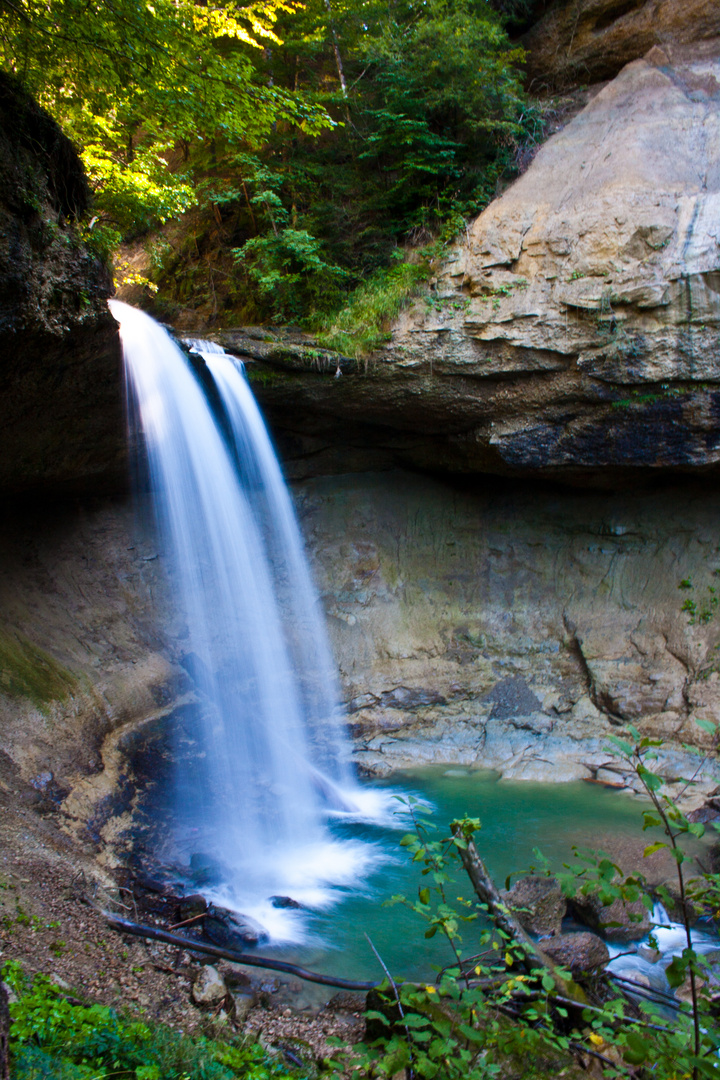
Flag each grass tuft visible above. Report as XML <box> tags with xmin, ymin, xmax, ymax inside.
<box><xmin>0</xmin><ymin>631</ymin><xmax>77</xmax><ymax>709</ymax></box>
<box><xmin>315</xmin><ymin>248</ymin><xmax>438</xmax><ymax>358</ymax></box>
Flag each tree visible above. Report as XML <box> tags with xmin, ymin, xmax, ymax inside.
<box><xmin>0</xmin><ymin>0</ymin><xmax>331</xmax><ymax>238</ymax></box>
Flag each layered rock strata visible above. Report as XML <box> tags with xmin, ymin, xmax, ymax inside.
<box><xmin>299</xmin><ymin>470</ymin><xmax>720</xmax><ymax>799</ymax></box>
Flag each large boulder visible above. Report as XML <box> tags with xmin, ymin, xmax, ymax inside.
<box><xmin>571</xmin><ymin>890</ymin><xmax>652</xmax><ymax>942</ymax></box>
<box><xmin>540</xmin><ymin>931</ymin><xmax>610</xmax><ymax>976</ymax></box>
<box><xmin>240</xmin><ymin>42</ymin><xmax>720</xmax><ymax>488</ymax></box>
<box><xmin>0</xmin><ymin>72</ymin><xmax>123</xmax><ymax>496</ymax></box>
<box><xmin>501</xmin><ymin>875</ymin><xmax>566</xmax><ymax>936</ymax></box>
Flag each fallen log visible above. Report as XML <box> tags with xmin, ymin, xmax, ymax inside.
<box><xmin>450</xmin><ymin>825</ymin><xmax>587</xmax><ymax>1001</ymax></box>
<box><xmin>104</xmin><ymin>913</ymin><xmax>380</xmax><ymax>991</ymax></box>
<box><xmin>451</xmin><ymin>825</ymin><xmax>550</xmax><ymax>974</ymax></box>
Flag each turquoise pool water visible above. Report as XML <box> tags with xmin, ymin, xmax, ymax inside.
<box><xmin>261</xmin><ymin>766</ymin><xmax>652</xmax><ymax>992</ymax></box>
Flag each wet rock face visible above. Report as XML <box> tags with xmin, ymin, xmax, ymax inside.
<box><xmin>244</xmin><ymin>42</ymin><xmax>720</xmax><ymax>487</ymax></box>
<box><xmin>299</xmin><ymin>470</ymin><xmax>720</xmax><ymax>794</ymax></box>
<box><xmin>521</xmin><ymin>0</ymin><xmax>720</xmax><ymax>89</ymax></box>
<box><xmin>0</xmin><ymin>73</ymin><xmax>124</xmax><ymax>496</ymax></box>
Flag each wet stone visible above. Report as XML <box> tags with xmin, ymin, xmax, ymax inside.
<box><xmin>232</xmin><ymin>992</ymin><xmax>255</xmax><ymax>1024</ymax></box>
<box><xmin>203</xmin><ymin>904</ymin><xmax>269</xmax><ymax>948</ymax></box>
<box><xmin>177</xmin><ymin>893</ymin><xmax>208</xmax><ymax>920</ymax></box>
<box><xmin>571</xmin><ymin>891</ymin><xmax>652</xmax><ymax>943</ymax></box>
<box><xmin>540</xmin><ymin>931</ymin><xmax>610</xmax><ymax>976</ymax></box>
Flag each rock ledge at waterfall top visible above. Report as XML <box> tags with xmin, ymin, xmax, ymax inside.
<box><xmin>238</xmin><ymin>41</ymin><xmax>720</xmax><ymax>486</ymax></box>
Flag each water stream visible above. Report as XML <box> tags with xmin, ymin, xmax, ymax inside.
<box><xmin>110</xmin><ymin>301</ymin><xmax>390</xmax><ymax>935</ymax></box>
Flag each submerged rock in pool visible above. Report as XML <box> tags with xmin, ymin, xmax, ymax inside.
<box><xmin>203</xmin><ymin>904</ymin><xmax>269</xmax><ymax>948</ymax></box>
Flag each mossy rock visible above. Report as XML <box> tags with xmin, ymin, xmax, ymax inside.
<box><xmin>0</xmin><ymin>631</ymin><xmax>77</xmax><ymax>710</ymax></box>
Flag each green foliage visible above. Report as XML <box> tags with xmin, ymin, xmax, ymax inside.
<box><xmin>677</xmin><ymin>573</ymin><xmax>720</xmax><ymax>627</ymax></box>
<box><xmin>0</xmin><ymin>0</ymin><xmax>329</xmax><ymax>237</ymax></box>
<box><xmin>3</xmin><ymin>963</ymin><xmax>295</xmax><ymax>1080</ymax></box>
<box><xmin>139</xmin><ymin>0</ymin><xmax>531</xmax><ymax>322</ymax></box>
<box><xmin>316</xmin><ymin>249</ymin><xmax>435</xmax><ymax>355</ymax></box>
<box><xmin>2</xmin><ymin>0</ymin><xmax>535</xmax><ymax>322</ymax></box>
<box><xmin>329</xmin><ymin>802</ymin><xmax>580</xmax><ymax>1079</ymax></box>
<box><xmin>234</xmin><ymin>198</ymin><xmax>349</xmax><ymax>321</ymax></box>
<box><xmin>330</xmin><ymin>733</ymin><xmax>720</xmax><ymax>1080</ymax></box>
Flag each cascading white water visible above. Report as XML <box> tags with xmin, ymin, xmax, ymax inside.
<box><xmin>110</xmin><ymin>301</ymin><xmax>385</xmax><ymax>934</ymax></box>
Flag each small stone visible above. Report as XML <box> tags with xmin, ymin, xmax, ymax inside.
<box><xmin>269</xmin><ymin>895</ymin><xmax>301</xmax><ymax>909</ymax></box>
<box><xmin>1</xmin><ymin>981</ymin><xmax>17</xmax><ymax>1005</ymax></box>
<box><xmin>217</xmin><ymin>962</ymin><xmax>252</xmax><ymax>989</ymax></box>
<box><xmin>232</xmin><ymin>992</ymin><xmax>254</xmax><ymax>1024</ymax></box>
<box><xmin>192</xmin><ymin>965</ymin><xmax>227</xmax><ymax>1006</ymax></box>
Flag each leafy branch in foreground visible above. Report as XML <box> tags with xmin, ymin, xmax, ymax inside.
<box><xmin>332</xmin><ymin>729</ymin><xmax>720</xmax><ymax>1080</ymax></box>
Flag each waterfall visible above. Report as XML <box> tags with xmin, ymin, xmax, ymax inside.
<box><xmin>109</xmin><ymin>301</ymin><xmax>383</xmax><ymax>935</ymax></box>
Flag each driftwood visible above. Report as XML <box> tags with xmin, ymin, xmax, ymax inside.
<box><xmin>104</xmin><ymin>914</ymin><xmax>380</xmax><ymax>991</ymax></box>
<box><xmin>0</xmin><ymin>980</ymin><xmax>9</xmax><ymax>1080</ymax></box>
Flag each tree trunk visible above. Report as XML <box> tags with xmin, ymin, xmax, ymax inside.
<box><xmin>0</xmin><ymin>980</ymin><xmax>10</xmax><ymax>1080</ymax></box>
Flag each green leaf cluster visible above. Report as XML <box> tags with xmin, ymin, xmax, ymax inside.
<box><xmin>0</xmin><ymin>0</ymin><xmax>329</xmax><ymax>237</ymax></box>
<box><xmin>331</xmin><ymin>730</ymin><xmax>720</xmax><ymax>1080</ymax></box>
<box><xmin>3</xmin><ymin>963</ymin><xmax>296</xmax><ymax>1080</ymax></box>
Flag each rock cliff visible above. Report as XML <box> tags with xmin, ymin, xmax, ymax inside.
<box><xmin>300</xmin><ymin>471</ymin><xmax>720</xmax><ymax>799</ymax></box>
<box><xmin>240</xmin><ymin>41</ymin><xmax>720</xmax><ymax>486</ymax></box>
<box><xmin>521</xmin><ymin>0</ymin><xmax>720</xmax><ymax>89</ymax></box>
<box><xmin>3</xmin><ymin>474</ymin><xmax>718</xmax><ymax>837</ymax></box>
<box><xmin>0</xmin><ymin>73</ymin><xmax>123</xmax><ymax>496</ymax></box>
